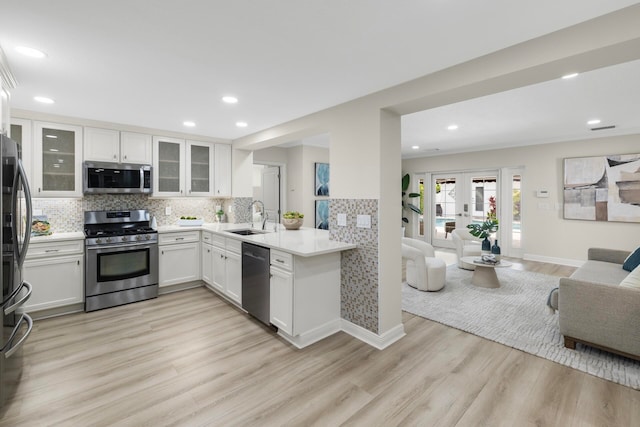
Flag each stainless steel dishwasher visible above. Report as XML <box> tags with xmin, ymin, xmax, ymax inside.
<box><xmin>241</xmin><ymin>242</ymin><xmax>271</xmax><ymax>325</ymax></box>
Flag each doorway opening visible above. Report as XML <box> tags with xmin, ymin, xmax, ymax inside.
<box><xmin>252</xmin><ymin>164</ymin><xmax>282</xmax><ymax>225</ymax></box>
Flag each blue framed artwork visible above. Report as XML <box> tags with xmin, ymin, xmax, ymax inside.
<box><xmin>315</xmin><ymin>162</ymin><xmax>330</xmax><ymax>196</ymax></box>
<box><xmin>315</xmin><ymin>200</ymin><xmax>329</xmax><ymax>230</ymax></box>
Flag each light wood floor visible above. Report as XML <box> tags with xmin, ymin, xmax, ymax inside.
<box><xmin>2</xmin><ymin>259</ymin><xmax>639</xmax><ymax>427</ymax></box>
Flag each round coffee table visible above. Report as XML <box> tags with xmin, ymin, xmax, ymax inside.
<box><xmin>460</xmin><ymin>256</ymin><xmax>513</xmax><ymax>288</ymax></box>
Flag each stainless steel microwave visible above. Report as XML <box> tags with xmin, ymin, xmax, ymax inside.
<box><xmin>83</xmin><ymin>162</ymin><xmax>152</xmax><ymax>194</ymax></box>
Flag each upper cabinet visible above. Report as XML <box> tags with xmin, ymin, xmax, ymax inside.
<box><xmin>214</xmin><ymin>143</ymin><xmax>232</xmax><ymax>197</ymax></box>
<box><xmin>152</xmin><ymin>136</ymin><xmax>185</xmax><ymax>197</ymax></box>
<box><xmin>33</xmin><ymin>122</ymin><xmax>83</xmax><ymax>197</ymax></box>
<box><xmin>84</xmin><ymin>127</ymin><xmax>151</xmax><ymax>164</ymax></box>
<box><xmin>10</xmin><ymin>118</ymin><xmax>33</xmax><ymax>180</ymax></box>
<box><xmin>153</xmin><ymin>137</ymin><xmax>231</xmax><ymax>198</ymax></box>
<box><xmin>186</xmin><ymin>140</ymin><xmax>214</xmax><ymax>197</ymax></box>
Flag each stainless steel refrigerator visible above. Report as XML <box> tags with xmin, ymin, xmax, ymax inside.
<box><xmin>0</xmin><ymin>133</ymin><xmax>33</xmax><ymax>409</ymax></box>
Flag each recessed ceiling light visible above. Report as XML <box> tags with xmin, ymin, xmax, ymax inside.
<box><xmin>183</xmin><ymin>121</ymin><xmax>196</xmax><ymax>127</ymax></box>
<box><xmin>587</xmin><ymin>119</ymin><xmax>601</xmax><ymax>126</ymax></box>
<box><xmin>15</xmin><ymin>46</ymin><xmax>47</xmax><ymax>58</ymax></box>
<box><xmin>447</xmin><ymin>124</ymin><xmax>459</xmax><ymax>131</ymax></box>
<box><xmin>222</xmin><ymin>96</ymin><xmax>238</xmax><ymax>104</ymax></box>
<box><xmin>562</xmin><ymin>73</ymin><xmax>579</xmax><ymax>79</ymax></box>
<box><xmin>236</xmin><ymin>121</ymin><xmax>248</xmax><ymax>128</ymax></box>
<box><xmin>34</xmin><ymin>96</ymin><xmax>54</xmax><ymax>104</ymax></box>
<box><xmin>411</xmin><ymin>145</ymin><xmax>420</xmax><ymax>150</ymax></box>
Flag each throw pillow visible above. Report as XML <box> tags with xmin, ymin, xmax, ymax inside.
<box><xmin>623</xmin><ymin>246</ymin><xmax>640</xmax><ymax>272</ymax></box>
<box><xmin>620</xmin><ymin>265</ymin><xmax>640</xmax><ymax>289</ymax></box>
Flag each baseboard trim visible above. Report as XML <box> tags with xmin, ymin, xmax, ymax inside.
<box><xmin>23</xmin><ymin>302</ymin><xmax>84</xmax><ymax>321</ymax></box>
<box><xmin>341</xmin><ymin>320</ymin><xmax>405</xmax><ymax>350</ymax></box>
<box><xmin>278</xmin><ymin>319</ymin><xmax>342</xmax><ymax>349</ymax></box>
<box><xmin>159</xmin><ymin>281</ymin><xmax>203</xmax><ymax>295</ymax></box>
<box><xmin>523</xmin><ymin>253</ymin><xmax>584</xmax><ymax>267</ymax></box>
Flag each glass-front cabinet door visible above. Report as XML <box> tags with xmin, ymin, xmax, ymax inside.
<box><xmin>33</xmin><ymin>121</ymin><xmax>83</xmax><ymax>197</ymax></box>
<box><xmin>152</xmin><ymin>136</ymin><xmax>185</xmax><ymax>197</ymax></box>
<box><xmin>10</xmin><ymin>118</ymin><xmax>32</xmax><ymax>181</ymax></box>
<box><xmin>186</xmin><ymin>140</ymin><xmax>214</xmax><ymax>196</ymax></box>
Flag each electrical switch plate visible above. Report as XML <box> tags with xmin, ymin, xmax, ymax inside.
<box><xmin>337</xmin><ymin>213</ymin><xmax>347</xmax><ymax>226</ymax></box>
<box><xmin>165</xmin><ymin>206</ymin><xmax>172</xmax><ymax>216</ymax></box>
<box><xmin>33</xmin><ymin>209</ymin><xmax>43</xmax><ymax>216</ymax></box>
<box><xmin>356</xmin><ymin>214</ymin><xmax>371</xmax><ymax>228</ymax></box>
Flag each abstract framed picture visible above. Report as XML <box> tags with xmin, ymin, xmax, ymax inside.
<box><xmin>563</xmin><ymin>153</ymin><xmax>640</xmax><ymax>223</ymax></box>
<box><xmin>315</xmin><ymin>200</ymin><xmax>329</xmax><ymax>230</ymax></box>
<box><xmin>315</xmin><ymin>162</ymin><xmax>330</xmax><ymax>196</ymax></box>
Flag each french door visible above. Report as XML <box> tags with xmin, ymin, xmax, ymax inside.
<box><xmin>418</xmin><ymin>168</ymin><xmax>523</xmax><ymax>256</ymax></box>
<box><xmin>430</xmin><ymin>171</ymin><xmax>497</xmax><ymax>248</ymax></box>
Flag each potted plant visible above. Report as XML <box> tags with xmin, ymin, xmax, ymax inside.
<box><xmin>282</xmin><ymin>211</ymin><xmax>304</xmax><ymax>230</ymax></box>
<box><xmin>402</xmin><ymin>173</ymin><xmax>422</xmax><ymax>234</ymax></box>
<box><xmin>467</xmin><ymin>218</ymin><xmax>499</xmax><ymax>252</ymax></box>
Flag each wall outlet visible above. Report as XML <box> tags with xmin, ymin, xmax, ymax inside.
<box><xmin>165</xmin><ymin>206</ymin><xmax>172</xmax><ymax>216</ymax></box>
<box><xmin>337</xmin><ymin>213</ymin><xmax>347</xmax><ymax>226</ymax></box>
<box><xmin>356</xmin><ymin>214</ymin><xmax>371</xmax><ymax>228</ymax></box>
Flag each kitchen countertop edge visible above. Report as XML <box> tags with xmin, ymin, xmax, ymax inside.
<box><xmin>157</xmin><ymin>223</ymin><xmax>357</xmax><ymax>257</ymax></box>
<box><xmin>29</xmin><ymin>231</ymin><xmax>85</xmax><ymax>242</ymax></box>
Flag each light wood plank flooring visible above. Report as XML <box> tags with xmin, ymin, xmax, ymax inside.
<box><xmin>1</xmin><ymin>259</ymin><xmax>639</xmax><ymax>426</ymax></box>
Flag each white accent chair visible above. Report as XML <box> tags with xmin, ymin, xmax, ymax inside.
<box><xmin>451</xmin><ymin>228</ymin><xmax>482</xmax><ymax>270</ymax></box>
<box><xmin>402</xmin><ymin>238</ymin><xmax>446</xmax><ymax>291</ymax></box>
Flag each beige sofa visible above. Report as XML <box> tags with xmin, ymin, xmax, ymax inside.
<box><xmin>549</xmin><ymin>248</ymin><xmax>640</xmax><ymax>360</ymax></box>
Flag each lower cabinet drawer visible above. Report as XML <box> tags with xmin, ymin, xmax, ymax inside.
<box><xmin>27</xmin><ymin>240</ymin><xmax>84</xmax><ymax>259</ymax></box>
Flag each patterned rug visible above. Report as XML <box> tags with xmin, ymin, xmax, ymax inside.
<box><xmin>402</xmin><ymin>265</ymin><xmax>640</xmax><ymax>389</ymax></box>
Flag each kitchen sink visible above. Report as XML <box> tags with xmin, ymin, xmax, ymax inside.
<box><xmin>226</xmin><ymin>229</ymin><xmax>268</xmax><ymax>235</ymax></box>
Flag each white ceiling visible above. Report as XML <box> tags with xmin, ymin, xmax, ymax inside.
<box><xmin>1</xmin><ymin>1</ymin><xmax>638</xmax><ymax>152</ymax></box>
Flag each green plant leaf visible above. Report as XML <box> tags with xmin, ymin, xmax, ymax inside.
<box><xmin>402</xmin><ymin>173</ymin><xmax>410</xmax><ymax>192</ymax></box>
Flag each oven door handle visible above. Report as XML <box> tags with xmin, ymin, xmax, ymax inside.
<box><xmin>4</xmin><ymin>281</ymin><xmax>32</xmax><ymax>315</ymax></box>
<box><xmin>2</xmin><ymin>313</ymin><xmax>33</xmax><ymax>359</ymax></box>
<box><xmin>86</xmin><ymin>242</ymin><xmax>157</xmax><ymax>252</ymax></box>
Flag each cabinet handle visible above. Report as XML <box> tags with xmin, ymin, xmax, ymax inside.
<box><xmin>175</xmin><ymin>237</ymin><xmax>184</xmax><ymax>241</ymax></box>
<box><xmin>162</xmin><ymin>251</ymin><xmax>164</xmax><ymax>255</ymax></box>
<box><xmin>124</xmin><ymin>155</ymin><xmax>127</xmax><ymax>160</ymax></box>
<box><xmin>220</xmin><ymin>254</ymin><xmax>224</xmax><ymax>259</ymax></box>
<box><xmin>275</xmin><ymin>259</ymin><xmax>285</xmax><ymax>263</ymax></box>
<box><xmin>77</xmin><ymin>260</ymin><xmax>80</xmax><ymax>266</ymax></box>
<box><xmin>38</xmin><ymin>188</ymin><xmax>41</xmax><ymax>193</ymax></box>
<box><xmin>45</xmin><ymin>249</ymin><xmax>59</xmax><ymax>253</ymax></box>
<box><xmin>113</xmin><ymin>155</ymin><xmax>117</xmax><ymax>159</ymax></box>
<box><xmin>207</xmin><ymin>249</ymin><xmax>210</xmax><ymax>253</ymax></box>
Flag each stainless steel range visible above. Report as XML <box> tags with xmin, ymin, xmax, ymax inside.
<box><xmin>84</xmin><ymin>210</ymin><xmax>158</xmax><ymax>312</ymax></box>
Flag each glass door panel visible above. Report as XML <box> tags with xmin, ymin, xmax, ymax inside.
<box><xmin>41</xmin><ymin>127</ymin><xmax>76</xmax><ymax>192</ymax></box>
<box><xmin>189</xmin><ymin>144</ymin><xmax>210</xmax><ymax>193</ymax></box>
<box><xmin>512</xmin><ymin>174</ymin><xmax>522</xmax><ymax>250</ymax></box>
<box><xmin>158</xmin><ymin>141</ymin><xmax>181</xmax><ymax>193</ymax></box>
<box><xmin>432</xmin><ymin>175</ymin><xmax>460</xmax><ymax>248</ymax></box>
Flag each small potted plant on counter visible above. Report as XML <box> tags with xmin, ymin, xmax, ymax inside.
<box><xmin>282</xmin><ymin>211</ymin><xmax>304</xmax><ymax>230</ymax></box>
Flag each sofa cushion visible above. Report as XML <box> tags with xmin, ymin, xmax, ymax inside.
<box><xmin>571</xmin><ymin>260</ymin><xmax>629</xmax><ymax>285</ymax></box>
<box><xmin>620</xmin><ymin>265</ymin><xmax>640</xmax><ymax>289</ymax></box>
<box><xmin>623</xmin><ymin>246</ymin><xmax>640</xmax><ymax>272</ymax></box>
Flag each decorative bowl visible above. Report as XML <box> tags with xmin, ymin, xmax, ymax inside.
<box><xmin>282</xmin><ymin>218</ymin><xmax>303</xmax><ymax>230</ymax></box>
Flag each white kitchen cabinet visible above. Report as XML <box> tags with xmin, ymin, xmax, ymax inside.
<box><xmin>84</xmin><ymin>128</ymin><xmax>152</xmax><ymax>164</ymax></box>
<box><xmin>186</xmin><ymin>140</ymin><xmax>214</xmax><ymax>196</ymax></box>
<box><xmin>120</xmin><ymin>131</ymin><xmax>152</xmax><ymax>163</ymax></box>
<box><xmin>214</xmin><ymin>143</ymin><xmax>232</xmax><ymax>197</ymax></box>
<box><xmin>23</xmin><ymin>238</ymin><xmax>84</xmax><ymax>314</ymax></box>
<box><xmin>9</xmin><ymin>118</ymin><xmax>33</xmax><ymax>182</ymax></box>
<box><xmin>83</xmin><ymin>127</ymin><xmax>120</xmax><ymax>162</ymax></box>
<box><xmin>208</xmin><ymin>236</ymin><xmax>241</xmax><ymax>304</ymax></box>
<box><xmin>270</xmin><ymin>264</ymin><xmax>293</xmax><ymax>335</ymax></box>
<box><xmin>153</xmin><ymin>136</ymin><xmax>185</xmax><ymax>197</ymax></box>
<box><xmin>158</xmin><ymin>230</ymin><xmax>201</xmax><ymax>287</ymax></box>
<box><xmin>268</xmin><ymin>249</ymin><xmax>341</xmax><ymax>348</ymax></box>
<box><xmin>33</xmin><ymin>121</ymin><xmax>83</xmax><ymax>197</ymax></box>
<box><xmin>201</xmin><ymin>231</ymin><xmax>214</xmax><ymax>286</ymax></box>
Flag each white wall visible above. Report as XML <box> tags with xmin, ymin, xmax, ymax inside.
<box><xmin>403</xmin><ymin>134</ymin><xmax>640</xmax><ymax>262</ymax></box>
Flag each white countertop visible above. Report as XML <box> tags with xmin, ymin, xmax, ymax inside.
<box><xmin>158</xmin><ymin>223</ymin><xmax>357</xmax><ymax>257</ymax></box>
<box><xmin>29</xmin><ymin>231</ymin><xmax>85</xmax><ymax>243</ymax></box>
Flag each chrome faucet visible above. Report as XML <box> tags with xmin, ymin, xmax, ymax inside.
<box><xmin>249</xmin><ymin>200</ymin><xmax>268</xmax><ymax>230</ymax></box>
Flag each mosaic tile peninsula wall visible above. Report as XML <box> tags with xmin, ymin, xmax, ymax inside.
<box><xmin>329</xmin><ymin>198</ymin><xmax>379</xmax><ymax>334</ymax></box>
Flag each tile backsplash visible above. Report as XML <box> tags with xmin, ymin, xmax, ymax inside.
<box><xmin>32</xmin><ymin>195</ymin><xmax>237</xmax><ymax>232</ymax></box>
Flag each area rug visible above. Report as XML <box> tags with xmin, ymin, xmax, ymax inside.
<box><xmin>402</xmin><ymin>265</ymin><xmax>640</xmax><ymax>389</ymax></box>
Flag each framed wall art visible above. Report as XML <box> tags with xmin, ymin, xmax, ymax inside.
<box><xmin>315</xmin><ymin>199</ymin><xmax>329</xmax><ymax>230</ymax></box>
<box><xmin>563</xmin><ymin>153</ymin><xmax>640</xmax><ymax>223</ymax></box>
<box><xmin>315</xmin><ymin>162</ymin><xmax>330</xmax><ymax>196</ymax></box>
